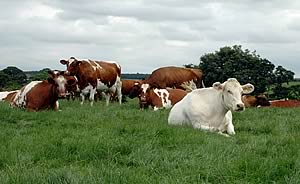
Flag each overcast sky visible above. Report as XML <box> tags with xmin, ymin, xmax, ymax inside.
<box><xmin>1</xmin><ymin>0</ymin><xmax>300</xmax><ymax>77</ymax></box>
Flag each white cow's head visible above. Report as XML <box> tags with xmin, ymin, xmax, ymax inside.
<box><xmin>213</xmin><ymin>78</ymin><xmax>254</xmax><ymax>111</ymax></box>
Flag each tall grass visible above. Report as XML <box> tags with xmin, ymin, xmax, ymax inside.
<box><xmin>0</xmin><ymin>99</ymin><xmax>299</xmax><ymax>183</ymax></box>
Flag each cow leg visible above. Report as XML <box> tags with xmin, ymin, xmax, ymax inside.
<box><xmin>193</xmin><ymin>123</ymin><xmax>230</xmax><ymax>137</ymax></box>
<box><xmin>217</xmin><ymin>132</ymin><xmax>231</xmax><ymax>137</ymax></box>
<box><xmin>89</xmin><ymin>87</ymin><xmax>97</xmax><ymax>106</ymax></box>
<box><xmin>80</xmin><ymin>93</ymin><xmax>85</xmax><ymax>105</ymax></box>
<box><xmin>224</xmin><ymin>111</ymin><xmax>235</xmax><ymax>135</ymax></box>
<box><xmin>53</xmin><ymin>101</ymin><xmax>59</xmax><ymax>111</ymax></box>
<box><xmin>116</xmin><ymin>77</ymin><xmax>122</xmax><ymax>105</ymax></box>
<box><xmin>192</xmin><ymin>123</ymin><xmax>218</xmax><ymax>132</ymax></box>
<box><xmin>153</xmin><ymin>106</ymin><xmax>160</xmax><ymax>111</ymax></box>
<box><xmin>104</xmin><ymin>92</ymin><xmax>111</xmax><ymax>106</ymax></box>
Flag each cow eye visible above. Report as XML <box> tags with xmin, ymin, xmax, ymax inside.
<box><xmin>227</xmin><ymin>90</ymin><xmax>233</xmax><ymax>94</ymax></box>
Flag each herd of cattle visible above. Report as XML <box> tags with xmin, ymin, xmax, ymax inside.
<box><xmin>0</xmin><ymin>57</ymin><xmax>299</xmax><ymax>136</ymax></box>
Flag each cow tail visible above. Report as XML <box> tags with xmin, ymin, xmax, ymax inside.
<box><xmin>201</xmin><ymin>80</ymin><xmax>205</xmax><ymax>88</ymax></box>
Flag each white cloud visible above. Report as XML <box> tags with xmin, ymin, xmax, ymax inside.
<box><xmin>0</xmin><ymin>0</ymin><xmax>299</xmax><ymax>77</ymax></box>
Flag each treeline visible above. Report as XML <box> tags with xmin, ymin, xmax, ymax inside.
<box><xmin>185</xmin><ymin>45</ymin><xmax>300</xmax><ymax>100</ymax></box>
<box><xmin>0</xmin><ymin>45</ymin><xmax>299</xmax><ymax>100</ymax></box>
<box><xmin>0</xmin><ymin>67</ymin><xmax>149</xmax><ymax>91</ymax></box>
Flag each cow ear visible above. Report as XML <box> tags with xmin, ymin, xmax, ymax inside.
<box><xmin>48</xmin><ymin>70</ymin><xmax>55</xmax><ymax>78</ymax></box>
<box><xmin>242</xmin><ymin>83</ymin><xmax>254</xmax><ymax>94</ymax></box>
<box><xmin>213</xmin><ymin>82</ymin><xmax>223</xmax><ymax>91</ymax></box>
<box><xmin>47</xmin><ymin>77</ymin><xmax>55</xmax><ymax>84</ymax></box>
<box><xmin>60</xmin><ymin>59</ymin><xmax>68</xmax><ymax>65</ymax></box>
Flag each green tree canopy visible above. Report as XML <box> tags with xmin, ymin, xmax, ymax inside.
<box><xmin>0</xmin><ymin>71</ymin><xmax>10</xmax><ymax>90</ymax></box>
<box><xmin>274</xmin><ymin>65</ymin><xmax>295</xmax><ymax>87</ymax></box>
<box><xmin>198</xmin><ymin>45</ymin><xmax>275</xmax><ymax>93</ymax></box>
<box><xmin>1</xmin><ymin>66</ymin><xmax>27</xmax><ymax>90</ymax></box>
<box><xmin>28</xmin><ymin>68</ymin><xmax>51</xmax><ymax>81</ymax></box>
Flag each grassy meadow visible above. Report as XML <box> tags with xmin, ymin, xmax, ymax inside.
<box><xmin>0</xmin><ymin>99</ymin><xmax>300</xmax><ymax>183</ymax></box>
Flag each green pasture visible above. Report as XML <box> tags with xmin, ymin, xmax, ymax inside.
<box><xmin>0</xmin><ymin>99</ymin><xmax>299</xmax><ymax>183</ymax></box>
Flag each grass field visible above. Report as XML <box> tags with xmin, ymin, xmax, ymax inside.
<box><xmin>0</xmin><ymin>99</ymin><xmax>300</xmax><ymax>183</ymax></box>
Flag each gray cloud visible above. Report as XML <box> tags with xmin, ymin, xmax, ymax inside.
<box><xmin>0</xmin><ymin>0</ymin><xmax>299</xmax><ymax>77</ymax></box>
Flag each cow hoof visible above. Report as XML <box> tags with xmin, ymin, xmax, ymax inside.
<box><xmin>218</xmin><ymin>132</ymin><xmax>231</xmax><ymax>137</ymax></box>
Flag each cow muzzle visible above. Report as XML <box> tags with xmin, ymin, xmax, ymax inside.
<box><xmin>58</xmin><ymin>92</ymin><xmax>67</xmax><ymax>99</ymax></box>
<box><xmin>235</xmin><ymin>103</ymin><xmax>245</xmax><ymax>111</ymax></box>
<box><xmin>140</xmin><ymin>96</ymin><xmax>147</xmax><ymax>103</ymax></box>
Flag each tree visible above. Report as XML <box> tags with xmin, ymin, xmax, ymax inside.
<box><xmin>28</xmin><ymin>68</ymin><xmax>51</xmax><ymax>81</ymax></box>
<box><xmin>2</xmin><ymin>66</ymin><xmax>27</xmax><ymax>85</ymax></box>
<box><xmin>0</xmin><ymin>71</ymin><xmax>9</xmax><ymax>90</ymax></box>
<box><xmin>1</xmin><ymin>66</ymin><xmax>27</xmax><ymax>90</ymax></box>
<box><xmin>198</xmin><ymin>45</ymin><xmax>275</xmax><ymax>93</ymax></box>
<box><xmin>273</xmin><ymin>65</ymin><xmax>294</xmax><ymax>87</ymax></box>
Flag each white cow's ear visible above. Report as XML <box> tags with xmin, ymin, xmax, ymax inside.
<box><xmin>242</xmin><ymin>83</ymin><xmax>255</xmax><ymax>94</ymax></box>
<box><xmin>213</xmin><ymin>82</ymin><xmax>223</xmax><ymax>91</ymax></box>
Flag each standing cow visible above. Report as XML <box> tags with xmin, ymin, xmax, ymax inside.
<box><xmin>129</xmin><ymin>66</ymin><xmax>204</xmax><ymax>98</ymax></box>
<box><xmin>168</xmin><ymin>78</ymin><xmax>254</xmax><ymax>137</ymax></box>
<box><xmin>8</xmin><ymin>70</ymin><xmax>77</xmax><ymax>111</ymax></box>
<box><xmin>139</xmin><ymin>85</ymin><xmax>187</xmax><ymax>110</ymax></box>
<box><xmin>60</xmin><ymin>57</ymin><xmax>122</xmax><ymax>106</ymax></box>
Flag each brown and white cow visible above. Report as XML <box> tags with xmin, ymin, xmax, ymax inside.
<box><xmin>242</xmin><ymin>94</ymin><xmax>271</xmax><ymax>107</ymax></box>
<box><xmin>121</xmin><ymin>79</ymin><xmax>143</xmax><ymax>97</ymax></box>
<box><xmin>129</xmin><ymin>66</ymin><xmax>204</xmax><ymax>98</ymax></box>
<box><xmin>139</xmin><ymin>85</ymin><xmax>187</xmax><ymax>110</ymax></box>
<box><xmin>60</xmin><ymin>57</ymin><xmax>122</xmax><ymax>106</ymax></box>
<box><xmin>8</xmin><ymin>70</ymin><xmax>77</xmax><ymax>111</ymax></box>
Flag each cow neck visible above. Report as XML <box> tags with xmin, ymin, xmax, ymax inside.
<box><xmin>49</xmin><ymin>82</ymin><xmax>59</xmax><ymax>105</ymax></box>
<box><xmin>221</xmin><ymin>92</ymin><xmax>231</xmax><ymax>112</ymax></box>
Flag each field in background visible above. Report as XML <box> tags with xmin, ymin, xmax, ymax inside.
<box><xmin>282</xmin><ymin>81</ymin><xmax>300</xmax><ymax>87</ymax></box>
<box><xmin>0</xmin><ymin>99</ymin><xmax>300</xmax><ymax>183</ymax></box>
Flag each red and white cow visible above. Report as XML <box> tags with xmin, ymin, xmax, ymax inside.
<box><xmin>60</xmin><ymin>57</ymin><xmax>122</xmax><ymax>106</ymax></box>
<box><xmin>139</xmin><ymin>85</ymin><xmax>187</xmax><ymax>110</ymax></box>
<box><xmin>121</xmin><ymin>79</ymin><xmax>143</xmax><ymax>97</ymax></box>
<box><xmin>242</xmin><ymin>94</ymin><xmax>270</xmax><ymax>107</ymax></box>
<box><xmin>269</xmin><ymin>99</ymin><xmax>300</xmax><ymax>108</ymax></box>
<box><xmin>8</xmin><ymin>70</ymin><xmax>77</xmax><ymax>111</ymax></box>
<box><xmin>129</xmin><ymin>66</ymin><xmax>204</xmax><ymax>98</ymax></box>
<box><xmin>168</xmin><ymin>78</ymin><xmax>254</xmax><ymax>137</ymax></box>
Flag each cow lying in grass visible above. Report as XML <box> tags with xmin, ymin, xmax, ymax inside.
<box><xmin>242</xmin><ymin>94</ymin><xmax>270</xmax><ymax>107</ymax></box>
<box><xmin>168</xmin><ymin>78</ymin><xmax>254</xmax><ymax>137</ymax></box>
<box><xmin>138</xmin><ymin>84</ymin><xmax>187</xmax><ymax>110</ymax></box>
<box><xmin>7</xmin><ymin>70</ymin><xmax>77</xmax><ymax>111</ymax></box>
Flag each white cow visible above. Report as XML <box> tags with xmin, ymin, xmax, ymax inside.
<box><xmin>168</xmin><ymin>78</ymin><xmax>254</xmax><ymax>137</ymax></box>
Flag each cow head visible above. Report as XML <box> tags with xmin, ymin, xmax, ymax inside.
<box><xmin>213</xmin><ymin>78</ymin><xmax>254</xmax><ymax>111</ymax></box>
<box><xmin>255</xmin><ymin>94</ymin><xmax>271</xmax><ymax>107</ymax></box>
<box><xmin>139</xmin><ymin>84</ymin><xmax>150</xmax><ymax>103</ymax></box>
<box><xmin>60</xmin><ymin>57</ymin><xmax>82</xmax><ymax>75</ymax></box>
<box><xmin>47</xmin><ymin>70</ymin><xmax>77</xmax><ymax>98</ymax></box>
<box><xmin>128</xmin><ymin>81</ymin><xmax>143</xmax><ymax>98</ymax></box>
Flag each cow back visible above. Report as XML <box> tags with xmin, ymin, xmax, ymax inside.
<box><xmin>4</xmin><ymin>91</ymin><xmax>18</xmax><ymax>103</ymax></box>
<box><xmin>76</xmin><ymin>60</ymin><xmax>120</xmax><ymax>88</ymax></box>
<box><xmin>146</xmin><ymin>67</ymin><xmax>202</xmax><ymax>89</ymax></box>
<box><xmin>167</xmin><ymin>88</ymin><xmax>188</xmax><ymax>105</ymax></box>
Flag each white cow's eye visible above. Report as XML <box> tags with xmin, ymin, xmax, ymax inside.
<box><xmin>227</xmin><ymin>90</ymin><xmax>233</xmax><ymax>94</ymax></box>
